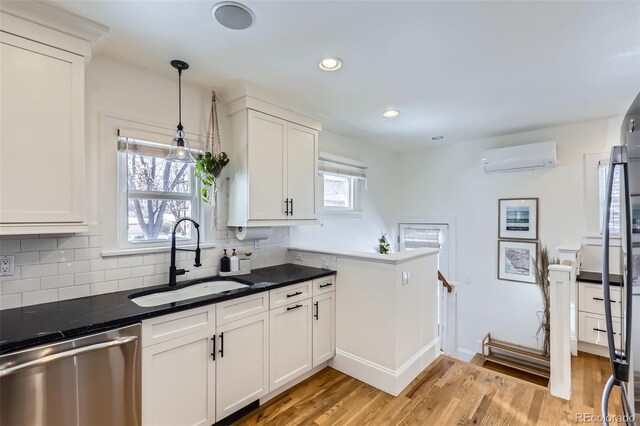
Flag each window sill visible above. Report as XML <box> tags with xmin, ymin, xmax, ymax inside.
<box><xmin>101</xmin><ymin>242</ymin><xmax>217</xmax><ymax>257</ymax></box>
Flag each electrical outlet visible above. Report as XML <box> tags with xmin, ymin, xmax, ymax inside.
<box><xmin>254</xmin><ymin>239</ymin><xmax>262</xmax><ymax>251</ymax></box>
<box><xmin>294</xmin><ymin>253</ymin><xmax>303</xmax><ymax>262</ymax></box>
<box><xmin>0</xmin><ymin>255</ymin><xmax>15</xmax><ymax>277</ymax></box>
<box><xmin>464</xmin><ymin>276</ymin><xmax>471</xmax><ymax>286</ymax></box>
<box><xmin>402</xmin><ymin>271</ymin><xmax>410</xmax><ymax>285</ymax></box>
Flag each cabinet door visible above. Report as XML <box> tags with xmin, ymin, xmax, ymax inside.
<box><xmin>313</xmin><ymin>292</ymin><xmax>336</xmax><ymax>367</ymax></box>
<box><xmin>216</xmin><ymin>311</ymin><xmax>269</xmax><ymax>422</ymax></box>
<box><xmin>286</xmin><ymin>123</ymin><xmax>318</xmax><ymax>220</ymax></box>
<box><xmin>247</xmin><ymin>110</ymin><xmax>287</xmax><ymax>220</ymax></box>
<box><xmin>142</xmin><ymin>329</ymin><xmax>216</xmax><ymax>426</ymax></box>
<box><xmin>269</xmin><ymin>299</ymin><xmax>313</xmax><ymax>391</ymax></box>
<box><xmin>0</xmin><ymin>33</ymin><xmax>85</xmax><ymax>223</ymax></box>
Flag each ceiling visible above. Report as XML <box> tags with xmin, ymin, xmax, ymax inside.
<box><xmin>47</xmin><ymin>0</ymin><xmax>640</xmax><ymax>149</ymax></box>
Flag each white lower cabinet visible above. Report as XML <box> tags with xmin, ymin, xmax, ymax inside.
<box><xmin>312</xmin><ymin>292</ymin><xmax>336</xmax><ymax>367</ymax></box>
<box><xmin>216</xmin><ymin>311</ymin><xmax>269</xmax><ymax>422</ymax></box>
<box><xmin>141</xmin><ymin>279</ymin><xmax>335</xmax><ymax>424</ymax></box>
<box><xmin>269</xmin><ymin>299</ymin><xmax>313</xmax><ymax>391</ymax></box>
<box><xmin>142</xmin><ymin>329</ymin><xmax>216</xmax><ymax>426</ymax></box>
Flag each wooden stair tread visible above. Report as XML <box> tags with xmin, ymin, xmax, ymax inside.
<box><xmin>484</xmin><ymin>353</ymin><xmax>550</xmax><ymax>379</ymax></box>
<box><xmin>486</xmin><ymin>340</ymin><xmax>550</xmax><ymax>364</ymax></box>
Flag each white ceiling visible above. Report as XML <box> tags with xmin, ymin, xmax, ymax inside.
<box><xmin>48</xmin><ymin>0</ymin><xmax>640</xmax><ymax>149</ymax></box>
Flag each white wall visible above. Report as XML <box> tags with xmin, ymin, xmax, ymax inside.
<box><xmin>289</xmin><ymin>130</ymin><xmax>399</xmax><ymax>252</ymax></box>
<box><xmin>395</xmin><ymin>118</ymin><xmax>621</xmax><ymax>355</ymax></box>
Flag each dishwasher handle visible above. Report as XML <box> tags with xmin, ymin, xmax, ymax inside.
<box><xmin>0</xmin><ymin>335</ymin><xmax>139</xmax><ymax>378</ymax></box>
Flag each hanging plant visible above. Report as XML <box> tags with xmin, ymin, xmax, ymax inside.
<box><xmin>194</xmin><ymin>92</ymin><xmax>229</xmax><ymax>203</ymax></box>
<box><xmin>379</xmin><ymin>233</ymin><xmax>391</xmax><ymax>254</ymax></box>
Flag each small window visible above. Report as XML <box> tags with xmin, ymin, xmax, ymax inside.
<box><xmin>118</xmin><ymin>137</ymin><xmax>200</xmax><ymax>247</ymax></box>
<box><xmin>598</xmin><ymin>162</ymin><xmax>621</xmax><ymax>235</ymax></box>
<box><xmin>323</xmin><ymin>173</ymin><xmax>354</xmax><ymax>209</ymax></box>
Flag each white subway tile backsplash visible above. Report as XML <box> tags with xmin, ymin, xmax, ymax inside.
<box><xmin>58</xmin><ymin>261</ymin><xmax>90</xmax><ymax>275</ymax></box>
<box><xmin>73</xmin><ymin>248</ymin><xmax>102</xmax><ymax>261</ymax></box>
<box><xmin>14</xmin><ymin>252</ymin><xmax>40</xmax><ymax>266</ymax></box>
<box><xmin>22</xmin><ymin>289</ymin><xmax>58</xmax><ymax>306</ymax></box>
<box><xmin>90</xmin><ymin>258</ymin><xmax>118</xmax><ymax>271</ymax></box>
<box><xmin>0</xmin><ymin>294</ymin><xmax>22</xmax><ymax>309</ymax></box>
<box><xmin>57</xmin><ymin>236</ymin><xmax>89</xmax><ymax>249</ymax></box>
<box><xmin>40</xmin><ymin>250</ymin><xmax>74</xmax><ymax>264</ymax></box>
<box><xmin>22</xmin><ymin>263</ymin><xmax>58</xmax><ymax>278</ymax></box>
<box><xmin>21</xmin><ymin>238</ymin><xmax>57</xmax><ymax>252</ymax></box>
<box><xmin>118</xmin><ymin>277</ymin><xmax>143</xmax><ymax>291</ymax></box>
<box><xmin>143</xmin><ymin>253</ymin><xmax>167</xmax><ymax>265</ymax></box>
<box><xmin>131</xmin><ymin>265</ymin><xmax>155</xmax><ymax>278</ymax></box>
<box><xmin>105</xmin><ymin>268</ymin><xmax>131</xmax><ymax>281</ymax></box>
<box><xmin>59</xmin><ymin>285</ymin><xmax>90</xmax><ymax>301</ymax></box>
<box><xmin>41</xmin><ymin>274</ymin><xmax>75</xmax><ymax>289</ymax></box>
<box><xmin>75</xmin><ymin>271</ymin><xmax>105</xmax><ymax>285</ymax></box>
<box><xmin>91</xmin><ymin>280</ymin><xmax>118</xmax><ymax>295</ymax></box>
<box><xmin>118</xmin><ymin>256</ymin><xmax>144</xmax><ymax>268</ymax></box>
<box><xmin>0</xmin><ymin>240</ymin><xmax>21</xmax><ymax>255</ymax></box>
<box><xmin>0</xmin><ymin>278</ymin><xmax>40</xmax><ymax>295</ymax></box>
<box><xmin>0</xmin><ymin>228</ymin><xmax>290</xmax><ymax>309</ymax></box>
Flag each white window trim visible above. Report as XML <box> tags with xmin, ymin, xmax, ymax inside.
<box><xmin>319</xmin><ymin>172</ymin><xmax>363</xmax><ymax>217</ymax></box>
<box><xmin>99</xmin><ymin>114</ymin><xmax>215</xmax><ymax>257</ymax></box>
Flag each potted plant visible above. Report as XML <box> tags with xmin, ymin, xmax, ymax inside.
<box><xmin>195</xmin><ymin>151</ymin><xmax>228</xmax><ymax>203</ymax></box>
<box><xmin>379</xmin><ymin>233</ymin><xmax>391</xmax><ymax>254</ymax></box>
<box><xmin>194</xmin><ymin>92</ymin><xmax>229</xmax><ymax>203</ymax></box>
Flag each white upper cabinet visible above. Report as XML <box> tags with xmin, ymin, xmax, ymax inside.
<box><xmin>227</xmin><ymin>96</ymin><xmax>320</xmax><ymax>227</ymax></box>
<box><xmin>0</xmin><ymin>4</ymin><xmax>107</xmax><ymax>235</ymax></box>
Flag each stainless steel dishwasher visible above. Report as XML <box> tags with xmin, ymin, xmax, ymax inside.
<box><xmin>0</xmin><ymin>323</ymin><xmax>141</xmax><ymax>426</ymax></box>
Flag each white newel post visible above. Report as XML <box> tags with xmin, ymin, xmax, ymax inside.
<box><xmin>549</xmin><ymin>264</ymin><xmax>573</xmax><ymax>400</ymax></box>
<box><xmin>557</xmin><ymin>245</ymin><xmax>581</xmax><ymax>356</ymax></box>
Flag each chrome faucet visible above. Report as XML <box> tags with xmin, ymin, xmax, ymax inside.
<box><xmin>169</xmin><ymin>218</ymin><xmax>201</xmax><ymax>287</ymax></box>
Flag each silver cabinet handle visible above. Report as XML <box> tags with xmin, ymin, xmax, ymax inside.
<box><xmin>0</xmin><ymin>336</ymin><xmax>138</xmax><ymax>378</ymax></box>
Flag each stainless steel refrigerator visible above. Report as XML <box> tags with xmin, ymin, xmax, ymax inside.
<box><xmin>602</xmin><ymin>92</ymin><xmax>639</xmax><ymax>425</ymax></box>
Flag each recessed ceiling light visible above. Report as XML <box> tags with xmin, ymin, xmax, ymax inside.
<box><xmin>432</xmin><ymin>136</ymin><xmax>444</xmax><ymax>141</ymax></box>
<box><xmin>212</xmin><ymin>1</ymin><xmax>255</xmax><ymax>30</ymax></box>
<box><xmin>319</xmin><ymin>57</ymin><xmax>342</xmax><ymax>71</ymax></box>
<box><xmin>382</xmin><ymin>109</ymin><xmax>400</xmax><ymax>118</ymax></box>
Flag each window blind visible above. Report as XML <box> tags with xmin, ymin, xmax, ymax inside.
<box><xmin>400</xmin><ymin>225</ymin><xmax>441</xmax><ymax>250</ymax></box>
<box><xmin>318</xmin><ymin>152</ymin><xmax>367</xmax><ymax>179</ymax></box>
<box><xmin>117</xmin><ymin>128</ymin><xmax>204</xmax><ymax>158</ymax></box>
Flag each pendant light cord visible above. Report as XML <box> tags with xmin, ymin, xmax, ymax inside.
<box><xmin>178</xmin><ymin>69</ymin><xmax>183</xmax><ymax>130</ymax></box>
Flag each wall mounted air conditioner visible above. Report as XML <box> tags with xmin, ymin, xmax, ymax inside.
<box><xmin>481</xmin><ymin>141</ymin><xmax>557</xmax><ymax>173</ymax></box>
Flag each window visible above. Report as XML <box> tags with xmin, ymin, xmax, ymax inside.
<box><xmin>598</xmin><ymin>161</ymin><xmax>621</xmax><ymax>235</ymax></box>
<box><xmin>318</xmin><ymin>152</ymin><xmax>367</xmax><ymax>214</ymax></box>
<box><xmin>118</xmin><ymin>136</ymin><xmax>200</xmax><ymax>247</ymax></box>
<box><xmin>323</xmin><ymin>173</ymin><xmax>354</xmax><ymax>209</ymax></box>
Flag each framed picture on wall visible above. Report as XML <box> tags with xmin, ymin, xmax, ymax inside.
<box><xmin>498</xmin><ymin>240</ymin><xmax>539</xmax><ymax>284</ymax></box>
<box><xmin>498</xmin><ymin>198</ymin><xmax>538</xmax><ymax>240</ymax></box>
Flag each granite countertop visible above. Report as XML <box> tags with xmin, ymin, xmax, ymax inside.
<box><xmin>0</xmin><ymin>263</ymin><xmax>335</xmax><ymax>355</ymax></box>
<box><xmin>576</xmin><ymin>270</ymin><xmax>623</xmax><ymax>286</ymax></box>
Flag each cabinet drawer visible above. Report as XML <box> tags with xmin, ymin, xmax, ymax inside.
<box><xmin>578</xmin><ymin>283</ymin><xmax>622</xmax><ymax>318</ymax></box>
<box><xmin>216</xmin><ymin>292</ymin><xmax>269</xmax><ymax>326</ymax></box>
<box><xmin>312</xmin><ymin>276</ymin><xmax>335</xmax><ymax>296</ymax></box>
<box><xmin>578</xmin><ymin>311</ymin><xmax>622</xmax><ymax>348</ymax></box>
<box><xmin>142</xmin><ymin>305</ymin><xmax>216</xmax><ymax>347</ymax></box>
<box><xmin>270</xmin><ymin>281</ymin><xmax>312</xmax><ymax>309</ymax></box>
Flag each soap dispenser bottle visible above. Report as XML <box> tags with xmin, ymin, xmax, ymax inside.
<box><xmin>221</xmin><ymin>249</ymin><xmax>231</xmax><ymax>273</ymax></box>
<box><xmin>230</xmin><ymin>249</ymin><xmax>239</xmax><ymax>272</ymax></box>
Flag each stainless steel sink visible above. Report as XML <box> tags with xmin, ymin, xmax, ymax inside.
<box><xmin>130</xmin><ymin>280</ymin><xmax>249</xmax><ymax>307</ymax></box>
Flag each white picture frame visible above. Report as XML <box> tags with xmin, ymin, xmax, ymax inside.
<box><xmin>499</xmin><ymin>198</ymin><xmax>538</xmax><ymax>240</ymax></box>
<box><xmin>498</xmin><ymin>240</ymin><xmax>538</xmax><ymax>284</ymax></box>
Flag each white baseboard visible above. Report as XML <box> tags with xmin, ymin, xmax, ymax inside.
<box><xmin>329</xmin><ymin>337</ymin><xmax>440</xmax><ymax>396</ymax></box>
<box><xmin>259</xmin><ymin>361</ymin><xmax>328</xmax><ymax>405</ymax></box>
<box><xmin>455</xmin><ymin>347</ymin><xmax>476</xmax><ymax>362</ymax></box>
<box><xmin>577</xmin><ymin>341</ymin><xmax>610</xmax><ymax>358</ymax></box>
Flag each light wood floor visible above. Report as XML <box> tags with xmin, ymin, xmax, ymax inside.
<box><xmin>235</xmin><ymin>352</ymin><xmax>621</xmax><ymax>425</ymax></box>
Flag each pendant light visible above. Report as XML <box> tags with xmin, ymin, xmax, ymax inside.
<box><xmin>166</xmin><ymin>60</ymin><xmax>196</xmax><ymax>163</ymax></box>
